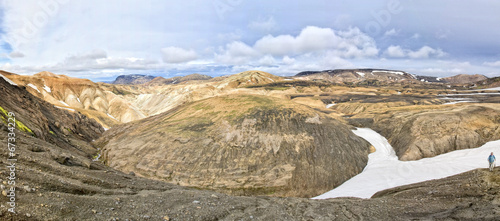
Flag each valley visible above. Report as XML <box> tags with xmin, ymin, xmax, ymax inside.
<box><xmin>1</xmin><ymin>68</ymin><xmax>500</xmax><ymax>220</ymax></box>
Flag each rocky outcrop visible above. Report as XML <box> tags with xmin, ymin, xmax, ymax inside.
<box><xmin>112</xmin><ymin>74</ymin><xmax>156</xmax><ymax>85</ymax></box>
<box><xmin>358</xmin><ymin>105</ymin><xmax>500</xmax><ymax>161</ymax></box>
<box><xmin>98</xmin><ymin>95</ymin><xmax>370</xmax><ymax>197</ymax></box>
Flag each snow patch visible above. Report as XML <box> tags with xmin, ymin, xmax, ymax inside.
<box><xmin>440</xmin><ymin>97</ymin><xmax>476</xmax><ymax>105</ymax></box>
<box><xmin>27</xmin><ymin>83</ymin><xmax>41</xmax><ymax>93</ymax></box>
<box><xmin>372</xmin><ymin>70</ymin><xmax>404</xmax><ymax>75</ymax></box>
<box><xmin>356</xmin><ymin>72</ymin><xmax>365</xmax><ymax>77</ymax></box>
<box><xmin>265</xmin><ymin>77</ymin><xmax>276</xmax><ymax>82</ymax></box>
<box><xmin>0</xmin><ymin>73</ymin><xmax>17</xmax><ymax>85</ymax></box>
<box><xmin>77</xmin><ymin>97</ymin><xmax>81</xmax><ymax>103</ymax></box>
<box><xmin>326</xmin><ymin>103</ymin><xmax>336</xmax><ymax>109</ymax></box>
<box><xmin>442</xmin><ymin>93</ymin><xmax>500</xmax><ymax>96</ymax></box>
<box><xmin>474</xmin><ymin>87</ymin><xmax>500</xmax><ymax>91</ymax></box>
<box><xmin>55</xmin><ymin>106</ymin><xmax>75</xmax><ymax>112</ymax></box>
<box><xmin>59</xmin><ymin>100</ymin><xmax>70</xmax><ymax>106</ymax></box>
<box><xmin>107</xmin><ymin>113</ymin><xmax>117</xmax><ymax>120</ymax></box>
<box><xmin>43</xmin><ymin>85</ymin><xmax>51</xmax><ymax>93</ymax></box>
<box><xmin>313</xmin><ymin>128</ymin><xmax>500</xmax><ymax>199</ymax></box>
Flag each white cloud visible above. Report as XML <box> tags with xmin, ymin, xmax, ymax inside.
<box><xmin>282</xmin><ymin>56</ymin><xmax>295</xmax><ymax>65</ymax></box>
<box><xmin>248</xmin><ymin>17</ymin><xmax>277</xmax><ymax>33</ymax></box>
<box><xmin>254</xmin><ymin>26</ymin><xmax>378</xmax><ymax>58</ymax></box>
<box><xmin>384</xmin><ymin>28</ymin><xmax>399</xmax><ymax>37</ymax></box>
<box><xmin>161</xmin><ymin>47</ymin><xmax>198</xmax><ymax>63</ymax></box>
<box><xmin>435</xmin><ymin>29</ymin><xmax>451</xmax><ymax>39</ymax></box>
<box><xmin>408</xmin><ymin>46</ymin><xmax>446</xmax><ymax>59</ymax></box>
<box><xmin>384</xmin><ymin>45</ymin><xmax>446</xmax><ymax>59</ymax></box>
<box><xmin>215</xmin><ymin>41</ymin><xmax>259</xmax><ymax>65</ymax></box>
<box><xmin>384</xmin><ymin>45</ymin><xmax>405</xmax><ymax>58</ymax></box>
<box><xmin>484</xmin><ymin>60</ymin><xmax>500</xmax><ymax>67</ymax></box>
<box><xmin>258</xmin><ymin>55</ymin><xmax>276</xmax><ymax>66</ymax></box>
<box><xmin>411</xmin><ymin>33</ymin><xmax>421</xmax><ymax>39</ymax></box>
<box><xmin>0</xmin><ymin>49</ymin><xmax>160</xmax><ymax>74</ymax></box>
<box><xmin>9</xmin><ymin>51</ymin><xmax>25</xmax><ymax>58</ymax></box>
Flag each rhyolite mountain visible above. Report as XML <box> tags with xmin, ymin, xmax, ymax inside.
<box><xmin>112</xmin><ymin>74</ymin><xmax>156</xmax><ymax>85</ymax></box>
<box><xmin>97</xmin><ymin>94</ymin><xmax>371</xmax><ymax>197</ymax></box>
<box><xmin>5</xmin><ymin>71</ymin><xmax>145</xmax><ymax>127</ymax></box>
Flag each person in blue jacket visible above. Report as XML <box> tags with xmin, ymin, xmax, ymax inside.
<box><xmin>488</xmin><ymin>152</ymin><xmax>496</xmax><ymax>171</ymax></box>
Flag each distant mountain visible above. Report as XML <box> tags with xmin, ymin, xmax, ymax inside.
<box><xmin>112</xmin><ymin>74</ymin><xmax>156</xmax><ymax>85</ymax></box>
<box><xmin>218</xmin><ymin>70</ymin><xmax>284</xmax><ymax>89</ymax></box>
<box><xmin>145</xmin><ymin>73</ymin><xmax>212</xmax><ymax>86</ymax></box>
<box><xmin>474</xmin><ymin>76</ymin><xmax>500</xmax><ymax>89</ymax></box>
<box><xmin>442</xmin><ymin>74</ymin><xmax>488</xmax><ymax>85</ymax></box>
<box><xmin>296</xmin><ymin>69</ymin><xmax>424</xmax><ymax>84</ymax></box>
<box><xmin>295</xmin><ymin>69</ymin><xmax>488</xmax><ymax>85</ymax></box>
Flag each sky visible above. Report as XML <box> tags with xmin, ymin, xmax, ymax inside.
<box><xmin>0</xmin><ymin>0</ymin><xmax>499</xmax><ymax>81</ymax></box>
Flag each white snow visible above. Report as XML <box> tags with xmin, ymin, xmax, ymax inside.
<box><xmin>77</xmin><ymin>97</ymin><xmax>81</xmax><ymax>103</ymax></box>
<box><xmin>107</xmin><ymin>113</ymin><xmax>117</xmax><ymax>120</ymax></box>
<box><xmin>442</xmin><ymin>93</ymin><xmax>500</xmax><ymax>96</ymax></box>
<box><xmin>326</xmin><ymin>103</ymin><xmax>336</xmax><ymax>109</ymax></box>
<box><xmin>55</xmin><ymin>106</ymin><xmax>75</xmax><ymax>112</ymax></box>
<box><xmin>59</xmin><ymin>100</ymin><xmax>70</xmax><ymax>106</ymax></box>
<box><xmin>0</xmin><ymin>73</ymin><xmax>17</xmax><ymax>85</ymax></box>
<box><xmin>356</xmin><ymin>72</ymin><xmax>365</xmax><ymax>77</ymax></box>
<box><xmin>27</xmin><ymin>83</ymin><xmax>41</xmax><ymax>93</ymax></box>
<box><xmin>313</xmin><ymin>128</ymin><xmax>500</xmax><ymax>199</ymax></box>
<box><xmin>440</xmin><ymin>97</ymin><xmax>476</xmax><ymax>105</ymax></box>
<box><xmin>265</xmin><ymin>77</ymin><xmax>276</xmax><ymax>82</ymax></box>
<box><xmin>43</xmin><ymin>85</ymin><xmax>51</xmax><ymax>93</ymax></box>
<box><xmin>436</xmin><ymin>77</ymin><xmax>441</xmax><ymax>81</ymax></box>
<box><xmin>444</xmin><ymin>101</ymin><xmax>473</xmax><ymax>105</ymax></box>
<box><xmin>474</xmin><ymin>87</ymin><xmax>500</xmax><ymax>91</ymax></box>
<box><xmin>372</xmin><ymin>70</ymin><xmax>404</xmax><ymax>75</ymax></box>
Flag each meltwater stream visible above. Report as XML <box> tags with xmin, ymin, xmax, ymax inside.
<box><xmin>313</xmin><ymin>128</ymin><xmax>500</xmax><ymax>199</ymax></box>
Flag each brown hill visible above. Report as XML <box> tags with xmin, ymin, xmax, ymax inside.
<box><xmin>349</xmin><ymin>104</ymin><xmax>500</xmax><ymax>160</ymax></box>
<box><xmin>443</xmin><ymin>74</ymin><xmax>487</xmax><ymax>84</ymax></box>
<box><xmin>97</xmin><ymin>94</ymin><xmax>370</xmax><ymax>197</ymax></box>
<box><xmin>217</xmin><ymin>70</ymin><xmax>284</xmax><ymax>89</ymax></box>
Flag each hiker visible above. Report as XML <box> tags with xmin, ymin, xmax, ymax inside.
<box><xmin>488</xmin><ymin>152</ymin><xmax>496</xmax><ymax>171</ymax></box>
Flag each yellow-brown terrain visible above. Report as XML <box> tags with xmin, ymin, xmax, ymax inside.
<box><xmin>1</xmin><ymin>69</ymin><xmax>500</xmax><ymax>220</ymax></box>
